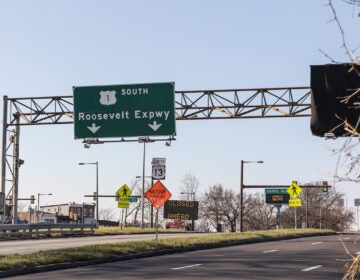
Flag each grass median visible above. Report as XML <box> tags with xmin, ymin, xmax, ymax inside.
<box><xmin>0</xmin><ymin>228</ymin><xmax>334</xmax><ymax>273</ymax></box>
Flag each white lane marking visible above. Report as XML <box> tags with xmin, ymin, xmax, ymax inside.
<box><xmin>336</xmin><ymin>258</ymin><xmax>353</xmax><ymax>262</ymax></box>
<box><xmin>343</xmin><ymin>237</ymin><xmax>350</xmax><ymax>240</ymax></box>
<box><xmin>356</xmin><ymin>252</ymin><xmax>360</xmax><ymax>255</ymax></box>
<box><xmin>302</xmin><ymin>265</ymin><xmax>322</xmax><ymax>272</ymax></box>
<box><xmin>263</xmin><ymin>249</ymin><xmax>278</xmax><ymax>253</ymax></box>
<box><xmin>311</xmin><ymin>242</ymin><xmax>323</xmax><ymax>245</ymax></box>
<box><xmin>172</xmin><ymin>264</ymin><xmax>203</xmax><ymax>270</ymax></box>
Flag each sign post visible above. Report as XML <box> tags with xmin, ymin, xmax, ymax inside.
<box><xmin>145</xmin><ymin>181</ymin><xmax>172</xmax><ymax>240</ymax></box>
<box><xmin>73</xmin><ymin>82</ymin><xmax>176</xmax><ymax>139</ymax></box>
<box><xmin>355</xmin><ymin>199</ymin><xmax>360</xmax><ymax>231</ymax></box>
<box><xmin>287</xmin><ymin>182</ymin><xmax>302</xmax><ymax>208</ymax></box>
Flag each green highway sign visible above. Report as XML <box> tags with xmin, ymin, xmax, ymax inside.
<box><xmin>127</xmin><ymin>197</ymin><xmax>138</xmax><ymax>203</ymax></box>
<box><xmin>265</xmin><ymin>188</ymin><xmax>287</xmax><ymax>194</ymax></box>
<box><xmin>73</xmin><ymin>82</ymin><xmax>176</xmax><ymax>139</ymax></box>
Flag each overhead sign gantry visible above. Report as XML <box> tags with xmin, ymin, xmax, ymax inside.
<box><xmin>1</xmin><ymin>86</ymin><xmax>311</xmax><ymax>224</ymax></box>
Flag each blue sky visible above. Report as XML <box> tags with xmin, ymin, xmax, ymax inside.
<box><xmin>0</xmin><ymin>1</ymin><xmax>359</xmax><ymax>219</ymax></box>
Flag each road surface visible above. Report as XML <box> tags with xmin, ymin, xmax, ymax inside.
<box><xmin>4</xmin><ymin>234</ymin><xmax>357</xmax><ymax>279</ymax></box>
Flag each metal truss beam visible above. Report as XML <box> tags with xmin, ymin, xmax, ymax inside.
<box><xmin>4</xmin><ymin>86</ymin><xmax>311</xmax><ymax>126</ymax></box>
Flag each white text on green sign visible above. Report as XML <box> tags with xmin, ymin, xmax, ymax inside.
<box><xmin>265</xmin><ymin>188</ymin><xmax>287</xmax><ymax>194</ymax></box>
<box><xmin>73</xmin><ymin>82</ymin><xmax>176</xmax><ymax>138</ymax></box>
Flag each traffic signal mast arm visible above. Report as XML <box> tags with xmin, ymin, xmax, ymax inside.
<box><xmin>244</xmin><ymin>184</ymin><xmax>332</xmax><ymax>189</ymax></box>
<box><xmin>84</xmin><ymin>194</ymin><xmax>141</xmax><ymax>198</ymax></box>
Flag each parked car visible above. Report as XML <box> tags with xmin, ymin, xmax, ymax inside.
<box><xmin>165</xmin><ymin>219</ymin><xmax>191</xmax><ymax>231</ymax></box>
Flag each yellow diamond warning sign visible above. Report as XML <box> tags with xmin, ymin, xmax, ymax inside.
<box><xmin>287</xmin><ymin>182</ymin><xmax>302</xmax><ymax>198</ymax></box>
<box><xmin>117</xmin><ymin>184</ymin><xmax>132</xmax><ymax>199</ymax></box>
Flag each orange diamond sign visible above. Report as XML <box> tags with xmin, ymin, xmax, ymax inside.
<box><xmin>145</xmin><ymin>180</ymin><xmax>172</xmax><ymax>210</ymax></box>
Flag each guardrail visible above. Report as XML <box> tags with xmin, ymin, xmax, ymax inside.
<box><xmin>0</xmin><ymin>223</ymin><xmax>98</xmax><ymax>238</ymax></box>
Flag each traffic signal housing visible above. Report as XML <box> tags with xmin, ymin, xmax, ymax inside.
<box><xmin>30</xmin><ymin>195</ymin><xmax>35</xmax><ymax>204</ymax></box>
<box><xmin>322</xmin><ymin>181</ymin><xmax>328</xmax><ymax>192</ymax></box>
<box><xmin>93</xmin><ymin>192</ymin><xmax>97</xmax><ymax>201</ymax></box>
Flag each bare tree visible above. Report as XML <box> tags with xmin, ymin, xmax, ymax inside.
<box><xmin>180</xmin><ymin>172</ymin><xmax>199</xmax><ymax>200</ymax></box>
<box><xmin>124</xmin><ymin>178</ymin><xmax>152</xmax><ymax>226</ymax></box>
<box><xmin>200</xmin><ymin>184</ymin><xmax>240</xmax><ymax>232</ymax></box>
<box><xmin>244</xmin><ymin>193</ymin><xmax>276</xmax><ymax>230</ymax></box>
<box><xmin>99</xmin><ymin>207</ymin><xmax>115</xmax><ymax>221</ymax></box>
<box><xmin>322</xmin><ymin>0</ymin><xmax>359</xmax><ymax>215</ymax></box>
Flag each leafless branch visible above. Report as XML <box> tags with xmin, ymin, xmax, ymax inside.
<box><xmin>329</xmin><ymin>0</ymin><xmax>352</xmax><ymax>61</ymax></box>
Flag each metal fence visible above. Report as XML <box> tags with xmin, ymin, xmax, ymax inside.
<box><xmin>0</xmin><ymin>223</ymin><xmax>98</xmax><ymax>238</ymax></box>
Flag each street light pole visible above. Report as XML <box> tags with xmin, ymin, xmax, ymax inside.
<box><xmin>136</xmin><ymin>175</ymin><xmax>153</xmax><ymax>227</ymax></box>
<box><xmin>37</xmin><ymin>193</ymin><xmax>52</xmax><ymax>221</ymax></box>
<box><xmin>138</xmin><ymin>137</ymin><xmax>154</xmax><ymax>229</ymax></box>
<box><xmin>141</xmin><ymin>141</ymin><xmax>146</xmax><ymax>229</ymax></box>
<box><xmin>78</xmin><ymin>161</ymin><xmax>99</xmax><ymax>221</ymax></box>
<box><xmin>240</xmin><ymin>160</ymin><xmax>263</xmax><ymax>232</ymax></box>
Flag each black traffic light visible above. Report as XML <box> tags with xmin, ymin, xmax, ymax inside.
<box><xmin>310</xmin><ymin>63</ymin><xmax>360</xmax><ymax>137</ymax></box>
<box><xmin>322</xmin><ymin>181</ymin><xmax>328</xmax><ymax>192</ymax></box>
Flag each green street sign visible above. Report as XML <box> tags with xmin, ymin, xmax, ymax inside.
<box><xmin>265</xmin><ymin>188</ymin><xmax>287</xmax><ymax>194</ymax></box>
<box><xmin>127</xmin><ymin>197</ymin><xmax>138</xmax><ymax>203</ymax></box>
<box><xmin>73</xmin><ymin>82</ymin><xmax>176</xmax><ymax>139</ymax></box>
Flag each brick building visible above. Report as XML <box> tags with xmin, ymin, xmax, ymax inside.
<box><xmin>40</xmin><ymin>202</ymin><xmax>96</xmax><ymax>224</ymax></box>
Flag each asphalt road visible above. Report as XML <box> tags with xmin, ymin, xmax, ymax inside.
<box><xmin>4</xmin><ymin>234</ymin><xmax>358</xmax><ymax>279</ymax></box>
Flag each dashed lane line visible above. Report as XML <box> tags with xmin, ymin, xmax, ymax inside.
<box><xmin>262</xmin><ymin>249</ymin><xmax>279</xmax><ymax>254</ymax></box>
<box><xmin>302</xmin><ymin>265</ymin><xmax>322</xmax><ymax>272</ymax></box>
<box><xmin>172</xmin><ymin>264</ymin><xmax>203</xmax><ymax>270</ymax></box>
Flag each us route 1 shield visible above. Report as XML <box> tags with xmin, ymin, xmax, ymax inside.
<box><xmin>73</xmin><ymin>82</ymin><xmax>176</xmax><ymax>139</ymax></box>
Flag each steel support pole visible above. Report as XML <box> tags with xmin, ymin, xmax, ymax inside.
<box><xmin>306</xmin><ymin>191</ymin><xmax>309</xmax><ymax>228</ymax></box>
<box><xmin>12</xmin><ymin>117</ymin><xmax>20</xmax><ymax>224</ymax></box>
<box><xmin>96</xmin><ymin>161</ymin><xmax>99</xmax><ymax>222</ymax></box>
<box><xmin>141</xmin><ymin>141</ymin><xmax>146</xmax><ymax>229</ymax></box>
<box><xmin>37</xmin><ymin>193</ymin><xmax>40</xmax><ymax>220</ymax></box>
<box><xmin>150</xmin><ymin>178</ymin><xmax>154</xmax><ymax>228</ymax></box>
<box><xmin>1</xmin><ymin>96</ymin><xmax>8</xmax><ymax>221</ymax></box>
<box><xmin>240</xmin><ymin>160</ymin><xmax>244</xmax><ymax>232</ymax></box>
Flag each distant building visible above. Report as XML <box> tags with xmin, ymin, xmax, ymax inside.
<box><xmin>40</xmin><ymin>202</ymin><xmax>96</xmax><ymax>224</ymax></box>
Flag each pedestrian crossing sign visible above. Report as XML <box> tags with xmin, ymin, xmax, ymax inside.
<box><xmin>117</xmin><ymin>184</ymin><xmax>132</xmax><ymax>199</ymax></box>
<box><xmin>287</xmin><ymin>182</ymin><xmax>302</xmax><ymax>198</ymax></box>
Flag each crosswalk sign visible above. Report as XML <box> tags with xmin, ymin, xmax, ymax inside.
<box><xmin>287</xmin><ymin>182</ymin><xmax>302</xmax><ymax>198</ymax></box>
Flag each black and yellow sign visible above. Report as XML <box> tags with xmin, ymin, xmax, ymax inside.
<box><xmin>287</xmin><ymin>182</ymin><xmax>302</xmax><ymax>198</ymax></box>
<box><xmin>265</xmin><ymin>194</ymin><xmax>290</xmax><ymax>204</ymax></box>
<box><xmin>289</xmin><ymin>198</ymin><xmax>302</xmax><ymax>207</ymax></box>
<box><xmin>163</xmin><ymin>200</ymin><xmax>199</xmax><ymax>220</ymax></box>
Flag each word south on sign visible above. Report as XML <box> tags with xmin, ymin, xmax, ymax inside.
<box><xmin>73</xmin><ymin>82</ymin><xmax>176</xmax><ymax>138</ymax></box>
